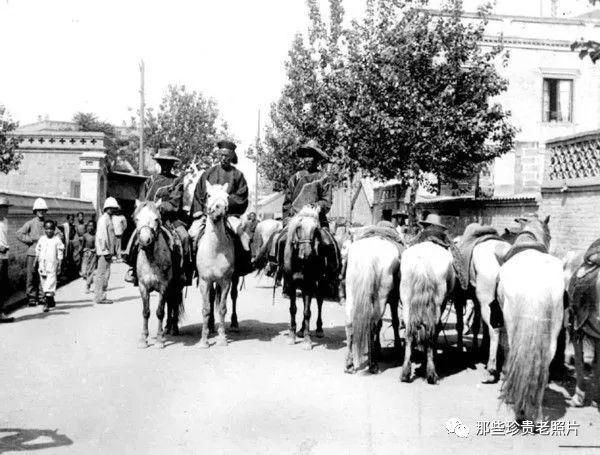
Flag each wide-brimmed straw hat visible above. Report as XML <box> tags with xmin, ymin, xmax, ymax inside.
<box><xmin>297</xmin><ymin>140</ymin><xmax>329</xmax><ymax>162</ymax></box>
<box><xmin>419</xmin><ymin>213</ymin><xmax>447</xmax><ymax>230</ymax></box>
<box><xmin>153</xmin><ymin>148</ymin><xmax>180</xmax><ymax>163</ymax></box>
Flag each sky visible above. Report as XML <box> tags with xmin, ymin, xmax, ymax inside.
<box><xmin>0</xmin><ymin>0</ymin><xmax>595</xmax><ymax>190</ymax></box>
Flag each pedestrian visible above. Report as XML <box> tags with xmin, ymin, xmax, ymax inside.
<box><xmin>36</xmin><ymin>220</ymin><xmax>65</xmax><ymax>313</ymax></box>
<box><xmin>16</xmin><ymin>198</ymin><xmax>48</xmax><ymax>306</ymax></box>
<box><xmin>95</xmin><ymin>198</ymin><xmax>119</xmax><ymax>304</ymax></box>
<box><xmin>80</xmin><ymin>221</ymin><xmax>97</xmax><ymax>294</ymax></box>
<box><xmin>74</xmin><ymin>212</ymin><xmax>86</xmax><ymax>238</ymax></box>
<box><xmin>0</xmin><ymin>196</ymin><xmax>15</xmax><ymax>322</ymax></box>
<box><xmin>111</xmin><ymin>210</ymin><xmax>127</xmax><ymax>262</ymax></box>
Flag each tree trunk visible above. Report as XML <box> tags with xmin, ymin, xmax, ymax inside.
<box><xmin>407</xmin><ymin>177</ymin><xmax>419</xmax><ymax>234</ymax></box>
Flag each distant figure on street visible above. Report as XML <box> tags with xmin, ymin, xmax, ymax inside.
<box><xmin>62</xmin><ymin>214</ymin><xmax>81</xmax><ymax>278</ymax></box>
<box><xmin>242</xmin><ymin>212</ymin><xmax>259</xmax><ymax>256</ymax></box>
<box><xmin>112</xmin><ymin>211</ymin><xmax>127</xmax><ymax>262</ymax></box>
<box><xmin>36</xmin><ymin>220</ymin><xmax>65</xmax><ymax>313</ymax></box>
<box><xmin>80</xmin><ymin>221</ymin><xmax>97</xmax><ymax>294</ymax></box>
<box><xmin>75</xmin><ymin>212</ymin><xmax>86</xmax><ymax>238</ymax></box>
<box><xmin>95</xmin><ymin>198</ymin><xmax>119</xmax><ymax>304</ymax></box>
<box><xmin>0</xmin><ymin>197</ymin><xmax>15</xmax><ymax>322</ymax></box>
<box><xmin>16</xmin><ymin>198</ymin><xmax>48</xmax><ymax>307</ymax></box>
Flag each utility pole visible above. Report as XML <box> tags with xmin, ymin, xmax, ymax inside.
<box><xmin>255</xmin><ymin>108</ymin><xmax>260</xmax><ymax>211</ymax></box>
<box><xmin>138</xmin><ymin>60</ymin><xmax>145</xmax><ymax>175</ymax></box>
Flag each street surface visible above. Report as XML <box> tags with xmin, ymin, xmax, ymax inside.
<box><xmin>1</xmin><ymin>263</ymin><xmax>599</xmax><ymax>454</ymax></box>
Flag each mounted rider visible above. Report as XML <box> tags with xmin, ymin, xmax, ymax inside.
<box><xmin>269</xmin><ymin>140</ymin><xmax>340</xmax><ymax>298</ymax></box>
<box><xmin>189</xmin><ymin>139</ymin><xmax>253</xmax><ymax>276</ymax></box>
<box><xmin>124</xmin><ymin>148</ymin><xmax>193</xmax><ymax>286</ymax></box>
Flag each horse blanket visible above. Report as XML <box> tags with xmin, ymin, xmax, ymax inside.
<box><xmin>457</xmin><ymin>223</ymin><xmax>501</xmax><ymax>284</ymax></box>
<box><xmin>568</xmin><ymin>268</ymin><xmax>600</xmax><ymax>338</ymax></box>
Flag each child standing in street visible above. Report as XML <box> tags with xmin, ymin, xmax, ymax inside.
<box><xmin>80</xmin><ymin>221</ymin><xmax>97</xmax><ymax>294</ymax></box>
<box><xmin>36</xmin><ymin>220</ymin><xmax>65</xmax><ymax>312</ymax></box>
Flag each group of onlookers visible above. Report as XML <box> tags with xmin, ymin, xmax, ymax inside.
<box><xmin>0</xmin><ymin>195</ymin><xmax>126</xmax><ymax>321</ymax></box>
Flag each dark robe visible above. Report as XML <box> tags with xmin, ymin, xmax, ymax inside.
<box><xmin>144</xmin><ymin>172</ymin><xmax>187</xmax><ymax>226</ymax></box>
<box><xmin>191</xmin><ymin>164</ymin><xmax>249</xmax><ymax>218</ymax></box>
<box><xmin>282</xmin><ymin>170</ymin><xmax>332</xmax><ymax>227</ymax></box>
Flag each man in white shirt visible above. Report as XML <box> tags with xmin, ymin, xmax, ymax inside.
<box><xmin>95</xmin><ymin>198</ymin><xmax>119</xmax><ymax>304</ymax></box>
<box><xmin>111</xmin><ymin>211</ymin><xmax>127</xmax><ymax>262</ymax></box>
<box><xmin>0</xmin><ymin>197</ymin><xmax>14</xmax><ymax>322</ymax></box>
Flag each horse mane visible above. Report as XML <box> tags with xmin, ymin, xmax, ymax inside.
<box><xmin>134</xmin><ymin>201</ymin><xmax>160</xmax><ymax>218</ymax></box>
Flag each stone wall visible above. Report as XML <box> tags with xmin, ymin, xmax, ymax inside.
<box><xmin>0</xmin><ymin>190</ymin><xmax>94</xmax><ymax>296</ymax></box>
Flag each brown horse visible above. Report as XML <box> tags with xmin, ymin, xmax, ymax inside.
<box><xmin>283</xmin><ymin>206</ymin><xmax>327</xmax><ymax>350</ymax></box>
<box><xmin>135</xmin><ymin>201</ymin><xmax>184</xmax><ymax>348</ymax></box>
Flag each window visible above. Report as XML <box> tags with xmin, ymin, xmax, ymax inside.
<box><xmin>70</xmin><ymin>181</ymin><xmax>81</xmax><ymax>198</ymax></box>
<box><xmin>543</xmin><ymin>78</ymin><xmax>573</xmax><ymax>123</ymax></box>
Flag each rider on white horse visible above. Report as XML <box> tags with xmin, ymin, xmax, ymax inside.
<box><xmin>124</xmin><ymin>148</ymin><xmax>193</xmax><ymax>286</ymax></box>
<box><xmin>189</xmin><ymin>140</ymin><xmax>253</xmax><ymax>276</ymax></box>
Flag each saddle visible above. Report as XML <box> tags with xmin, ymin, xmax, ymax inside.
<box><xmin>457</xmin><ymin>223</ymin><xmax>501</xmax><ymax>285</ymax></box>
<box><xmin>500</xmin><ymin>233</ymin><xmax>547</xmax><ymax>265</ymax></box>
<box><xmin>568</xmin><ymin>267</ymin><xmax>600</xmax><ymax>337</ymax></box>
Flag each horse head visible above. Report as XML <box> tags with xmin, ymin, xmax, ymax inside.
<box><xmin>284</xmin><ymin>205</ymin><xmax>322</xmax><ymax>275</ymax></box>
<box><xmin>135</xmin><ymin>200</ymin><xmax>161</xmax><ymax>249</ymax></box>
<box><xmin>522</xmin><ymin>215</ymin><xmax>551</xmax><ymax>249</ymax></box>
<box><xmin>206</xmin><ymin>181</ymin><xmax>229</xmax><ymax>222</ymax></box>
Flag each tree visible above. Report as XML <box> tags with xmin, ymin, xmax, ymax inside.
<box><xmin>72</xmin><ymin>112</ymin><xmax>127</xmax><ymax>168</ymax></box>
<box><xmin>0</xmin><ymin>105</ymin><xmax>22</xmax><ymax>174</ymax></box>
<box><xmin>261</xmin><ymin>0</ymin><xmax>516</xmax><ymax>226</ymax></box>
<box><xmin>141</xmin><ymin>84</ymin><xmax>229</xmax><ymax>168</ymax></box>
<box><xmin>572</xmin><ymin>0</ymin><xmax>600</xmax><ymax>62</ymax></box>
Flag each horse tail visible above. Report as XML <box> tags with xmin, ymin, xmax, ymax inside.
<box><xmin>253</xmin><ymin>230</ymin><xmax>276</xmax><ymax>272</ymax></box>
<box><xmin>406</xmin><ymin>258</ymin><xmax>441</xmax><ymax>345</ymax></box>
<box><xmin>351</xmin><ymin>261</ymin><xmax>380</xmax><ymax>369</ymax></box>
<box><xmin>499</xmin><ymin>303</ymin><xmax>553</xmax><ymax>421</ymax></box>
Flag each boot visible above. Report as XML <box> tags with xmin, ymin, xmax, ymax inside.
<box><xmin>47</xmin><ymin>294</ymin><xmax>56</xmax><ymax>308</ymax></box>
<box><xmin>41</xmin><ymin>296</ymin><xmax>49</xmax><ymax>313</ymax></box>
<box><xmin>28</xmin><ymin>298</ymin><xmax>37</xmax><ymax>307</ymax></box>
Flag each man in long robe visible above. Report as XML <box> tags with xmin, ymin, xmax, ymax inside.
<box><xmin>124</xmin><ymin>149</ymin><xmax>193</xmax><ymax>285</ymax></box>
<box><xmin>189</xmin><ymin>140</ymin><xmax>252</xmax><ymax>276</ymax></box>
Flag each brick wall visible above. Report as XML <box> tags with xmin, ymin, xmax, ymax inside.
<box><xmin>540</xmin><ymin>188</ymin><xmax>600</xmax><ymax>257</ymax></box>
<box><xmin>0</xmin><ymin>191</ymin><xmax>94</xmax><ymax>296</ymax></box>
<box><xmin>0</xmin><ymin>150</ymin><xmax>81</xmax><ymax>198</ymax></box>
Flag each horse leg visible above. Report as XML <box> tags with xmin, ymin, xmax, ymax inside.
<box><xmin>480</xmin><ymin>295</ymin><xmax>500</xmax><ymax>383</ymax></box>
<box><xmin>139</xmin><ymin>286</ymin><xmax>150</xmax><ymax>349</ymax></box>
<box><xmin>302</xmin><ymin>291</ymin><xmax>313</xmax><ymax>350</ymax></box>
<box><xmin>454</xmin><ymin>291</ymin><xmax>464</xmax><ymax>354</ymax></box>
<box><xmin>230</xmin><ymin>275</ymin><xmax>239</xmax><ymax>333</ymax></box>
<box><xmin>288</xmin><ymin>284</ymin><xmax>297</xmax><ymax>345</ymax></box>
<box><xmin>592</xmin><ymin>339</ymin><xmax>600</xmax><ymax>408</ymax></box>
<box><xmin>171</xmin><ymin>288</ymin><xmax>182</xmax><ymax>336</ymax></box>
<box><xmin>390</xmin><ymin>300</ymin><xmax>402</xmax><ymax>358</ymax></box>
<box><xmin>155</xmin><ymin>291</ymin><xmax>167</xmax><ymax>349</ymax></box>
<box><xmin>216</xmin><ymin>281</ymin><xmax>231</xmax><ymax>347</ymax></box>
<box><xmin>570</xmin><ymin>333</ymin><xmax>586</xmax><ymax>406</ymax></box>
<box><xmin>426</xmin><ymin>338</ymin><xmax>439</xmax><ymax>384</ymax></box>
<box><xmin>199</xmin><ymin>280</ymin><xmax>211</xmax><ymax>349</ymax></box>
<box><xmin>345</xmin><ymin>323</ymin><xmax>354</xmax><ymax>373</ymax></box>
<box><xmin>472</xmin><ymin>299</ymin><xmax>481</xmax><ymax>358</ymax></box>
<box><xmin>315</xmin><ymin>294</ymin><xmax>324</xmax><ymax>338</ymax></box>
<box><xmin>400</xmin><ymin>336</ymin><xmax>412</xmax><ymax>382</ymax></box>
<box><xmin>369</xmin><ymin>320</ymin><xmax>382</xmax><ymax>374</ymax></box>
<box><xmin>209</xmin><ymin>284</ymin><xmax>216</xmax><ymax>334</ymax></box>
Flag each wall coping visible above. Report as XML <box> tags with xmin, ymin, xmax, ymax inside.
<box><xmin>546</xmin><ymin>129</ymin><xmax>600</xmax><ymax>147</ymax></box>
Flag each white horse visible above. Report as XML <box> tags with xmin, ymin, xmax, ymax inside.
<box><xmin>344</xmin><ymin>236</ymin><xmax>402</xmax><ymax>373</ymax></box>
<box><xmin>497</xmin><ymin>216</ymin><xmax>564</xmax><ymax>422</ymax></box>
<box><xmin>196</xmin><ymin>182</ymin><xmax>236</xmax><ymax>348</ymax></box>
<box><xmin>400</xmin><ymin>242</ymin><xmax>455</xmax><ymax>384</ymax></box>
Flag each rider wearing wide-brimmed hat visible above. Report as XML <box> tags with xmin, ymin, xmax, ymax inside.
<box><xmin>412</xmin><ymin>213</ymin><xmax>468</xmax><ymax>291</ymax></box>
<box><xmin>268</xmin><ymin>140</ymin><xmax>341</xmax><ymax>298</ymax></box>
<box><xmin>189</xmin><ymin>139</ymin><xmax>252</xmax><ymax>276</ymax></box>
<box><xmin>124</xmin><ymin>147</ymin><xmax>193</xmax><ymax>286</ymax></box>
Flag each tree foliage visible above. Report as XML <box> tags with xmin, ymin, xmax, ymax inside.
<box><xmin>572</xmin><ymin>0</ymin><xmax>600</xmax><ymax>62</ymax></box>
<box><xmin>133</xmin><ymin>85</ymin><xmax>230</xmax><ymax>169</ymax></box>
<box><xmin>0</xmin><ymin>105</ymin><xmax>22</xmax><ymax>174</ymax></box>
<box><xmin>259</xmin><ymin>0</ymin><xmax>516</xmax><ymax>203</ymax></box>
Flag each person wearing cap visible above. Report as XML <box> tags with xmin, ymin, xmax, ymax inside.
<box><xmin>124</xmin><ymin>147</ymin><xmax>193</xmax><ymax>286</ymax></box>
<box><xmin>190</xmin><ymin>139</ymin><xmax>252</xmax><ymax>276</ymax></box>
<box><xmin>95</xmin><ymin>197</ymin><xmax>119</xmax><ymax>304</ymax></box>
<box><xmin>271</xmin><ymin>140</ymin><xmax>340</xmax><ymax>298</ymax></box>
<box><xmin>412</xmin><ymin>213</ymin><xmax>468</xmax><ymax>291</ymax></box>
<box><xmin>16</xmin><ymin>198</ymin><xmax>48</xmax><ymax>306</ymax></box>
<box><xmin>0</xmin><ymin>196</ymin><xmax>14</xmax><ymax>322</ymax></box>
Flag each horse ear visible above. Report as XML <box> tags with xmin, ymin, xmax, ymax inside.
<box><xmin>544</xmin><ymin>215</ymin><xmax>550</xmax><ymax>225</ymax></box>
<box><xmin>135</xmin><ymin>199</ymin><xmax>141</xmax><ymax>209</ymax></box>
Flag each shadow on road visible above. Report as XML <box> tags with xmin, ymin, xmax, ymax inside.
<box><xmin>0</xmin><ymin>428</ymin><xmax>73</xmax><ymax>453</ymax></box>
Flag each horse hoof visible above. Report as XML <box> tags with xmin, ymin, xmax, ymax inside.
<box><xmin>344</xmin><ymin>365</ymin><xmax>355</xmax><ymax>374</ymax></box>
<box><xmin>198</xmin><ymin>340</ymin><xmax>210</xmax><ymax>349</ymax></box>
<box><xmin>482</xmin><ymin>370</ymin><xmax>498</xmax><ymax>384</ymax></box>
<box><xmin>287</xmin><ymin>335</ymin><xmax>296</xmax><ymax>345</ymax></box>
<box><xmin>296</xmin><ymin>330</ymin><xmax>304</xmax><ymax>338</ymax></box>
<box><xmin>138</xmin><ymin>340</ymin><xmax>149</xmax><ymax>349</ymax></box>
<box><xmin>316</xmin><ymin>329</ymin><xmax>324</xmax><ymax>338</ymax></box>
<box><xmin>427</xmin><ymin>373</ymin><xmax>439</xmax><ymax>385</ymax></box>
<box><xmin>400</xmin><ymin>369</ymin><xmax>411</xmax><ymax>383</ymax></box>
<box><xmin>171</xmin><ymin>327</ymin><xmax>180</xmax><ymax>336</ymax></box>
<box><xmin>156</xmin><ymin>341</ymin><xmax>165</xmax><ymax>349</ymax></box>
<box><xmin>229</xmin><ymin>324</ymin><xmax>240</xmax><ymax>334</ymax></box>
<box><xmin>369</xmin><ymin>365</ymin><xmax>380</xmax><ymax>374</ymax></box>
<box><xmin>303</xmin><ymin>341</ymin><xmax>312</xmax><ymax>351</ymax></box>
<box><xmin>217</xmin><ymin>338</ymin><xmax>228</xmax><ymax>347</ymax></box>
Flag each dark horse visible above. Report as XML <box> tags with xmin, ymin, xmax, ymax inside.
<box><xmin>134</xmin><ymin>201</ymin><xmax>184</xmax><ymax>348</ymax></box>
<box><xmin>283</xmin><ymin>206</ymin><xmax>327</xmax><ymax>350</ymax></box>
